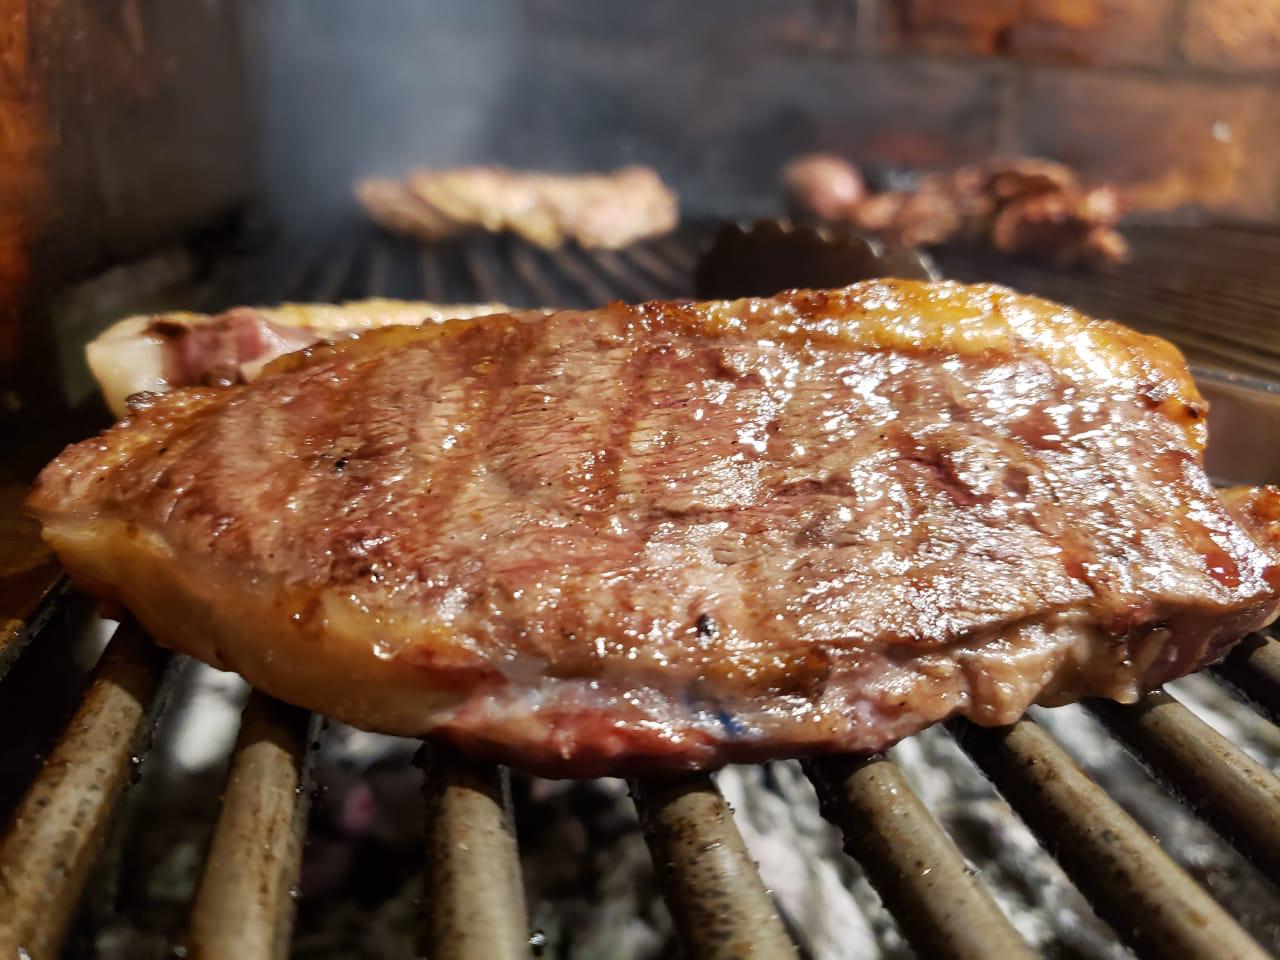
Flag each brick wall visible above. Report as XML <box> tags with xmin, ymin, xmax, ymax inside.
<box><xmin>246</xmin><ymin>0</ymin><xmax>1280</xmax><ymax>224</ymax></box>
<box><xmin>871</xmin><ymin>0</ymin><xmax>1280</xmax><ymax>216</ymax></box>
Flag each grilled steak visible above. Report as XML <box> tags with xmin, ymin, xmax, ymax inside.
<box><xmin>29</xmin><ymin>281</ymin><xmax>1280</xmax><ymax>776</ymax></box>
<box><xmin>88</xmin><ymin>299</ymin><xmax>512</xmax><ymax>418</ymax></box>
<box><xmin>357</xmin><ymin>166</ymin><xmax>679</xmax><ymax>249</ymax></box>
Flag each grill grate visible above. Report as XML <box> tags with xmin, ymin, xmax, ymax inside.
<box><xmin>2</xmin><ymin>222</ymin><xmax>1280</xmax><ymax>959</ymax></box>
<box><xmin>936</xmin><ymin>225</ymin><xmax>1280</xmax><ymax>382</ymax></box>
<box><xmin>951</xmin><ymin>716</ymin><xmax>1270</xmax><ymax>960</ymax></box>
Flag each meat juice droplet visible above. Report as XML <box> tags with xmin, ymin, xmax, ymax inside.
<box><xmin>1062</xmin><ymin>554</ymin><xmax>1089</xmax><ymax>582</ymax></box>
<box><xmin>1201</xmin><ymin>547</ymin><xmax>1241</xmax><ymax>588</ymax></box>
<box><xmin>372</xmin><ymin>638</ymin><xmax>396</xmax><ymax>660</ymax></box>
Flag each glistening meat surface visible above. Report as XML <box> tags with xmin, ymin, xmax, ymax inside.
<box><xmin>29</xmin><ymin>281</ymin><xmax>1280</xmax><ymax>776</ymax></box>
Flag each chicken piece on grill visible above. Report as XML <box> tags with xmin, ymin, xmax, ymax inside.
<box><xmin>87</xmin><ymin>299</ymin><xmax>512</xmax><ymax>418</ymax></box>
<box><xmin>29</xmin><ymin>281</ymin><xmax>1280</xmax><ymax>777</ymax></box>
<box><xmin>358</xmin><ymin>166</ymin><xmax>679</xmax><ymax>250</ymax></box>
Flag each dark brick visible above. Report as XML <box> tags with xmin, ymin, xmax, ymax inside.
<box><xmin>522</xmin><ymin>0</ymin><xmax>859</xmax><ymax>53</ymax></box>
<box><xmin>889</xmin><ymin>0</ymin><xmax>1021</xmax><ymax>55</ymax></box>
<box><xmin>0</xmin><ymin>4</ymin><xmax>29</xmax><ymax>93</ymax></box>
<box><xmin>890</xmin><ymin>0</ymin><xmax>1175</xmax><ymax>65</ymax></box>
<box><xmin>711</xmin><ymin>57</ymin><xmax>1011</xmax><ymax>178</ymax></box>
<box><xmin>1183</xmin><ymin>0</ymin><xmax>1280</xmax><ymax>69</ymax></box>
<box><xmin>1014</xmin><ymin>72</ymin><xmax>1279</xmax><ymax>216</ymax></box>
<box><xmin>1004</xmin><ymin>0</ymin><xmax>1176</xmax><ymax>67</ymax></box>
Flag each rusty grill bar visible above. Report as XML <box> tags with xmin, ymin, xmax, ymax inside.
<box><xmin>422</xmin><ymin>745</ymin><xmax>531</xmax><ymax>960</ymax></box>
<box><xmin>3</xmin><ymin>223</ymin><xmax>1280</xmax><ymax>959</ymax></box>
<box><xmin>806</xmin><ymin>754</ymin><xmax>1035</xmax><ymax>960</ymax></box>
<box><xmin>0</xmin><ymin>622</ymin><xmax>174</xmax><ymax>958</ymax></box>
<box><xmin>189</xmin><ymin>692</ymin><xmax>316</xmax><ymax>960</ymax></box>
<box><xmin>1088</xmin><ymin>690</ymin><xmax>1280</xmax><ymax>882</ymax></box>
<box><xmin>630</xmin><ymin>774</ymin><xmax>798</xmax><ymax>960</ymax></box>
<box><xmin>951</xmin><ymin>716</ymin><xmax>1270</xmax><ymax>960</ymax></box>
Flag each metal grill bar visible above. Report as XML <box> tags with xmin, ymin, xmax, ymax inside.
<box><xmin>1106</xmin><ymin>268</ymin><xmax>1280</xmax><ymax>339</ymax></box>
<box><xmin>951</xmin><ymin>717</ymin><xmax>1268</xmax><ymax>960</ymax></box>
<box><xmin>597</xmin><ymin>248</ymin><xmax>673</xmax><ymax>303</ymax></box>
<box><xmin>462</xmin><ymin>241</ymin><xmax>507</xmax><ymax>304</ymax></box>
<box><xmin>1028</xmin><ymin>255</ymin><xmax>1280</xmax><ymax>345</ymax></box>
<box><xmin>587</xmin><ymin>249</ymin><xmax>667</xmax><ymax>302</ymax></box>
<box><xmin>1212</xmin><ymin>633</ymin><xmax>1280</xmax><ymax>727</ymax></box>
<box><xmin>1088</xmin><ymin>690</ymin><xmax>1280</xmax><ymax>882</ymax></box>
<box><xmin>806</xmin><ymin>754</ymin><xmax>1035</xmax><ymax>960</ymax></box>
<box><xmin>508</xmin><ymin>244</ymin><xmax>562</xmax><ymax>307</ymax></box>
<box><xmin>255</xmin><ymin>236</ymin><xmax>335</xmax><ymax>306</ymax></box>
<box><xmin>189</xmin><ymin>692</ymin><xmax>315</xmax><ymax>960</ymax></box>
<box><xmin>647</xmin><ymin>233</ymin><xmax>701</xmax><ymax>275</ymax></box>
<box><xmin>307</xmin><ymin>237</ymin><xmax>361</xmax><ymax>304</ymax></box>
<box><xmin>622</xmin><ymin>244</ymin><xmax>693</xmax><ymax>293</ymax></box>
<box><xmin>420</xmin><ymin>247</ymin><xmax>447</xmax><ymax>302</ymax></box>
<box><xmin>422</xmin><ymin>745</ymin><xmax>530</xmax><ymax>960</ymax></box>
<box><xmin>630</xmin><ymin>774</ymin><xmax>799</xmax><ymax>960</ymax></box>
<box><xmin>0</xmin><ymin>575</ymin><xmax>64</xmax><ymax>682</ymax></box>
<box><xmin>366</xmin><ymin>238</ymin><xmax>391</xmax><ymax>298</ymax></box>
<box><xmin>1125</xmin><ymin>225</ymin><xmax>1280</xmax><ymax>269</ymax></box>
<box><xmin>543</xmin><ymin>247</ymin><xmax>619</xmax><ymax>307</ymax></box>
<box><xmin>943</xmin><ymin>255</ymin><xmax>1280</xmax><ymax>379</ymax></box>
<box><xmin>0</xmin><ymin>622</ymin><xmax>172</xmax><ymax>959</ymax></box>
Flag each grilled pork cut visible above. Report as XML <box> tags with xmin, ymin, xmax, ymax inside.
<box><xmin>357</xmin><ymin>166</ymin><xmax>679</xmax><ymax>249</ymax></box>
<box><xmin>88</xmin><ymin>299</ymin><xmax>512</xmax><ymax>418</ymax></box>
<box><xmin>29</xmin><ymin>281</ymin><xmax>1280</xmax><ymax>776</ymax></box>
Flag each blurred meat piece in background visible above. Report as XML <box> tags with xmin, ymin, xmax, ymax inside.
<box><xmin>88</xmin><ymin>299</ymin><xmax>513</xmax><ymax>418</ymax></box>
<box><xmin>357</xmin><ymin>165</ymin><xmax>679</xmax><ymax>249</ymax></box>
<box><xmin>781</xmin><ymin>153</ymin><xmax>866</xmax><ymax>221</ymax></box>
<box><xmin>784</xmin><ymin>153</ymin><xmax>1130</xmax><ymax>268</ymax></box>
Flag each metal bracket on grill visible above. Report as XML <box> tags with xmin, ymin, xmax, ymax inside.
<box><xmin>694</xmin><ymin>220</ymin><xmax>938</xmax><ymax>300</ymax></box>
